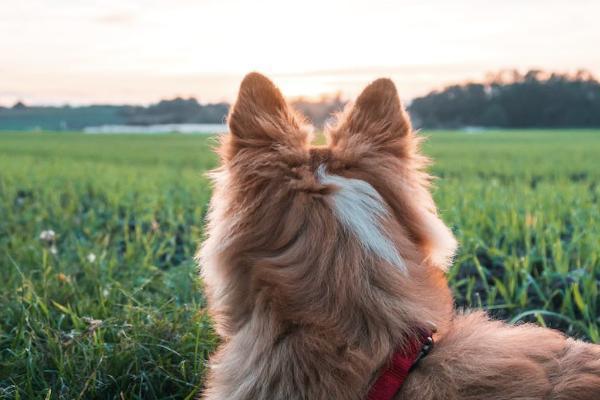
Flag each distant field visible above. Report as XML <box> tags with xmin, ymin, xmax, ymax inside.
<box><xmin>1</xmin><ymin>130</ymin><xmax>599</xmax><ymax>399</ymax></box>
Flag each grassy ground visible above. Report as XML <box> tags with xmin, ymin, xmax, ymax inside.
<box><xmin>1</xmin><ymin>130</ymin><xmax>599</xmax><ymax>399</ymax></box>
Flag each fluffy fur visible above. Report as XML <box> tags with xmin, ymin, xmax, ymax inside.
<box><xmin>197</xmin><ymin>72</ymin><xmax>600</xmax><ymax>399</ymax></box>
<box><xmin>316</xmin><ymin>164</ymin><xmax>405</xmax><ymax>271</ymax></box>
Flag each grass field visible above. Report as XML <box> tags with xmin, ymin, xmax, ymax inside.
<box><xmin>1</xmin><ymin>130</ymin><xmax>599</xmax><ymax>399</ymax></box>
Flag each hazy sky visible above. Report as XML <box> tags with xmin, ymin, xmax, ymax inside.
<box><xmin>1</xmin><ymin>0</ymin><xmax>599</xmax><ymax>105</ymax></box>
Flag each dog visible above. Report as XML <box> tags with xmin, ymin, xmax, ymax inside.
<box><xmin>197</xmin><ymin>72</ymin><xmax>600</xmax><ymax>399</ymax></box>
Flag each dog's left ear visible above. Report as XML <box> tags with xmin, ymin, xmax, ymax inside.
<box><xmin>222</xmin><ymin>72</ymin><xmax>308</xmax><ymax>162</ymax></box>
<box><xmin>329</xmin><ymin>78</ymin><xmax>414</xmax><ymax>156</ymax></box>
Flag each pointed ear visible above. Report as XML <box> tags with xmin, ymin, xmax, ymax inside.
<box><xmin>224</xmin><ymin>72</ymin><xmax>307</xmax><ymax>161</ymax></box>
<box><xmin>330</xmin><ymin>78</ymin><xmax>413</xmax><ymax>155</ymax></box>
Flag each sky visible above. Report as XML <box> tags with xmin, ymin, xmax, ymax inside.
<box><xmin>1</xmin><ymin>0</ymin><xmax>599</xmax><ymax>106</ymax></box>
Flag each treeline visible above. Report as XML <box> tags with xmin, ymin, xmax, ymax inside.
<box><xmin>0</xmin><ymin>94</ymin><xmax>346</xmax><ymax>131</ymax></box>
<box><xmin>4</xmin><ymin>70</ymin><xmax>599</xmax><ymax>131</ymax></box>
<box><xmin>0</xmin><ymin>98</ymin><xmax>229</xmax><ymax>131</ymax></box>
<box><xmin>122</xmin><ymin>98</ymin><xmax>228</xmax><ymax>125</ymax></box>
<box><xmin>408</xmin><ymin>70</ymin><xmax>600</xmax><ymax>128</ymax></box>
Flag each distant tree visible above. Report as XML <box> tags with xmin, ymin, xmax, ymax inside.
<box><xmin>409</xmin><ymin>69</ymin><xmax>600</xmax><ymax>128</ymax></box>
<box><xmin>479</xmin><ymin>104</ymin><xmax>508</xmax><ymax>127</ymax></box>
<box><xmin>12</xmin><ymin>101</ymin><xmax>27</xmax><ymax>110</ymax></box>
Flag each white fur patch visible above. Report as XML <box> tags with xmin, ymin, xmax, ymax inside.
<box><xmin>316</xmin><ymin>165</ymin><xmax>405</xmax><ymax>271</ymax></box>
<box><xmin>421</xmin><ymin>210</ymin><xmax>457</xmax><ymax>271</ymax></box>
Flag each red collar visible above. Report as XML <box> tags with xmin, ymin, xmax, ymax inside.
<box><xmin>366</xmin><ymin>331</ymin><xmax>433</xmax><ymax>400</ymax></box>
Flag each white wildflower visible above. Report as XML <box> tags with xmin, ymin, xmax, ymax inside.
<box><xmin>39</xmin><ymin>229</ymin><xmax>56</xmax><ymax>243</ymax></box>
<box><xmin>86</xmin><ymin>253</ymin><xmax>97</xmax><ymax>263</ymax></box>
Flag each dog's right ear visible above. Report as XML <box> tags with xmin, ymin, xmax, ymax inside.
<box><xmin>222</xmin><ymin>72</ymin><xmax>307</xmax><ymax>162</ymax></box>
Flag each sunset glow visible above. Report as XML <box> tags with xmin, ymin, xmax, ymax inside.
<box><xmin>1</xmin><ymin>0</ymin><xmax>599</xmax><ymax>105</ymax></box>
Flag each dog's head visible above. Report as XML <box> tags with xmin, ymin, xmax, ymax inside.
<box><xmin>199</xmin><ymin>73</ymin><xmax>456</xmax><ymax>337</ymax></box>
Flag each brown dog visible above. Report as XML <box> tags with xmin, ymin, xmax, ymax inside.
<box><xmin>197</xmin><ymin>72</ymin><xmax>600</xmax><ymax>399</ymax></box>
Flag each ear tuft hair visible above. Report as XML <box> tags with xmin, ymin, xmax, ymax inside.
<box><xmin>354</xmin><ymin>78</ymin><xmax>401</xmax><ymax>118</ymax></box>
<box><xmin>236</xmin><ymin>72</ymin><xmax>288</xmax><ymax>117</ymax></box>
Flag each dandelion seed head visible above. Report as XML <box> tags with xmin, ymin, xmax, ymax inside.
<box><xmin>39</xmin><ymin>229</ymin><xmax>56</xmax><ymax>243</ymax></box>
